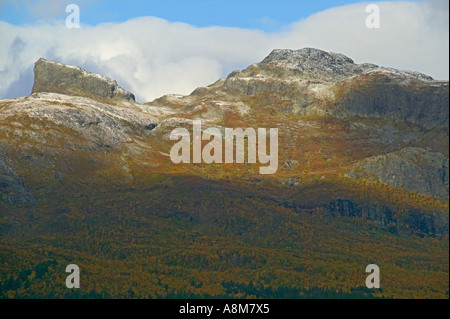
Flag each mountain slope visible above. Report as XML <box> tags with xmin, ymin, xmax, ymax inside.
<box><xmin>0</xmin><ymin>48</ymin><xmax>448</xmax><ymax>299</ymax></box>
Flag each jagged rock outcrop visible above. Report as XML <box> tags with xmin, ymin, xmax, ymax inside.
<box><xmin>0</xmin><ymin>156</ymin><xmax>35</xmax><ymax>206</ymax></box>
<box><xmin>31</xmin><ymin>58</ymin><xmax>135</xmax><ymax>102</ymax></box>
<box><xmin>346</xmin><ymin>147</ymin><xmax>449</xmax><ymax>200</ymax></box>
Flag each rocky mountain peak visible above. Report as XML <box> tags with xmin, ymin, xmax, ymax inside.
<box><xmin>31</xmin><ymin>58</ymin><xmax>135</xmax><ymax>102</ymax></box>
<box><xmin>228</xmin><ymin>48</ymin><xmax>437</xmax><ymax>84</ymax></box>
<box><xmin>250</xmin><ymin>47</ymin><xmax>365</xmax><ymax>81</ymax></box>
<box><xmin>262</xmin><ymin>48</ymin><xmax>355</xmax><ymax>66</ymax></box>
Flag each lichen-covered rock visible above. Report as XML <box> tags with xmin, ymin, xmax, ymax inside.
<box><xmin>31</xmin><ymin>58</ymin><xmax>135</xmax><ymax>102</ymax></box>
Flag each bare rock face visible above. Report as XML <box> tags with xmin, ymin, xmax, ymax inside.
<box><xmin>346</xmin><ymin>147</ymin><xmax>449</xmax><ymax>200</ymax></box>
<box><xmin>334</xmin><ymin>70</ymin><xmax>449</xmax><ymax>130</ymax></box>
<box><xmin>31</xmin><ymin>58</ymin><xmax>135</xmax><ymax>102</ymax></box>
<box><xmin>325</xmin><ymin>199</ymin><xmax>448</xmax><ymax>237</ymax></box>
<box><xmin>0</xmin><ymin>156</ymin><xmax>35</xmax><ymax>206</ymax></box>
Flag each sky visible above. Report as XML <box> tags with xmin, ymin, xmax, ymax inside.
<box><xmin>0</xmin><ymin>0</ymin><xmax>376</xmax><ymax>31</ymax></box>
<box><xmin>0</xmin><ymin>0</ymin><xmax>448</xmax><ymax>102</ymax></box>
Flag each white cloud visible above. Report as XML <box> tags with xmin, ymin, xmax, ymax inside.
<box><xmin>276</xmin><ymin>1</ymin><xmax>449</xmax><ymax>81</ymax></box>
<box><xmin>0</xmin><ymin>0</ymin><xmax>448</xmax><ymax>103</ymax></box>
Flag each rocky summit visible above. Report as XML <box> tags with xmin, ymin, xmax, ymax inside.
<box><xmin>32</xmin><ymin>58</ymin><xmax>136</xmax><ymax>102</ymax></box>
<box><xmin>0</xmin><ymin>48</ymin><xmax>448</xmax><ymax>299</ymax></box>
<box><xmin>224</xmin><ymin>48</ymin><xmax>448</xmax><ymax>130</ymax></box>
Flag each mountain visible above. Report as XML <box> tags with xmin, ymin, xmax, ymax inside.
<box><xmin>0</xmin><ymin>48</ymin><xmax>448</xmax><ymax>299</ymax></box>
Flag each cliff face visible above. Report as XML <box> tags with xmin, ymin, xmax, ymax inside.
<box><xmin>31</xmin><ymin>58</ymin><xmax>135</xmax><ymax>102</ymax></box>
<box><xmin>286</xmin><ymin>198</ymin><xmax>448</xmax><ymax>238</ymax></box>
<box><xmin>325</xmin><ymin>199</ymin><xmax>449</xmax><ymax>238</ymax></box>
<box><xmin>334</xmin><ymin>71</ymin><xmax>449</xmax><ymax>130</ymax></box>
<box><xmin>346</xmin><ymin>148</ymin><xmax>449</xmax><ymax>200</ymax></box>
